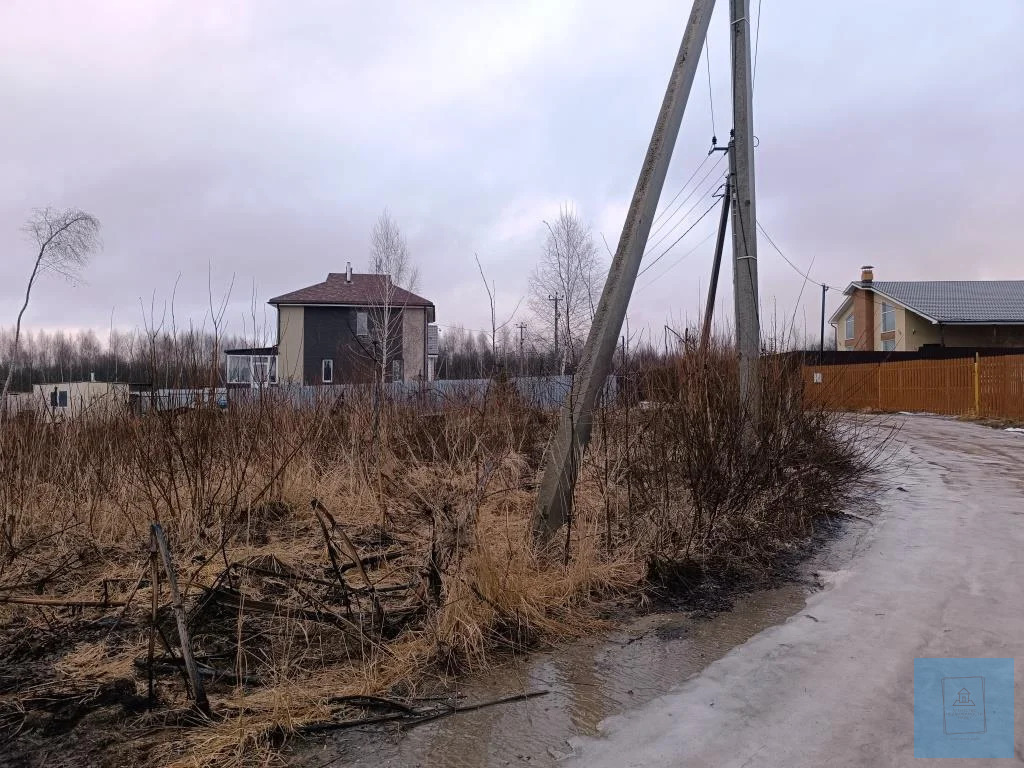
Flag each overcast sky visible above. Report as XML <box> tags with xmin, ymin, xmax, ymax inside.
<box><xmin>2</xmin><ymin>0</ymin><xmax>1022</xmax><ymax>348</ymax></box>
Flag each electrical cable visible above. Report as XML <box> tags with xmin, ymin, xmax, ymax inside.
<box><xmin>651</xmin><ymin>153</ymin><xmax>711</xmax><ymax>227</ymax></box>
<box><xmin>756</xmin><ymin>220</ymin><xmax>833</xmax><ymax>289</ymax></box>
<box><xmin>645</xmin><ymin>175</ymin><xmax>722</xmax><ymax>259</ymax></box>
<box><xmin>638</xmin><ymin>228</ymin><xmax>719</xmax><ymax>291</ymax></box>
<box><xmin>638</xmin><ymin>198</ymin><xmax>721</xmax><ymax>278</ymax></box>
<box><xmin>647</xmin><ymin>153</ymin><xmax>725</xmax><ymax>245</ymax></box>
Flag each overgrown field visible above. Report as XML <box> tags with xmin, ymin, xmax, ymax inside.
<box><xmin>0</xmin><ymin>350</ymin><xmax>877</xmax><ymax>766</ymax></box>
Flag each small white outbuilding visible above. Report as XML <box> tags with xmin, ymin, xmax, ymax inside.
<box><xmin>32</xmin><ymin>380</ymin><xmax>130</xmax><ymax>419</ymax></box>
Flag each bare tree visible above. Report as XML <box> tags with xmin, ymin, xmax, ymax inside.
<box><xmin>366</xmin><ymin>210</ymin><xmax>419</xmax><ymax>385</ymax></box>
<box><xmin>475</xmin><ymin>253</ymin><xmax>523</xmax><ymax>376</ymax></box>
<box><xmin>528</xmin><ymin>206</ymin><xmax>603</xmax><ymax>368</ymax></box>
<box><xmin>1</xmin><ymin>208</ymin><xmax>101</xmax><ymax>407</ymax></box>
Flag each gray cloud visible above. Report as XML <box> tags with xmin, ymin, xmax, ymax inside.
<box><xmin>2</xmin><ymin>0</ymin><xmax>1021</xmax><ymax>347</ymax></box>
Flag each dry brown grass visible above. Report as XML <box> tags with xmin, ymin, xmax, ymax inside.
<box><xmin>0</xmin><ymin>346</ymin><xmax>874</xmax><ymax>766</ymax></box>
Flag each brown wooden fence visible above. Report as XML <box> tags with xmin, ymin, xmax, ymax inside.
<box><xmin>803</xmin><ymin>354</ymin><xmax>1024</xmax><ymax>420</ymax></box>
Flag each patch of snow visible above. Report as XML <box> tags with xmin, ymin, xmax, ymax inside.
<box><xmin>1004</xmin><ymin>427</ymin><xmax>1024</xmax><ymax>434</ymax></box>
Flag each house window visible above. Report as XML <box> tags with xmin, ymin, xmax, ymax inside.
<box><xmin>252</xmin><ymin>355</ymin><xmax>272</xmax><ymax>385</ymax></box>
<box><xmin>881</xmin><ymin>302</ymin><xmax>896</xmax><ymax>332</ymax></box>
<box><xmin>57</xmin><ymin>390</ymin><xmax>68</xmax><ymax>408</ymax></box>
<box><xmin>845</xmin><ymin>315</ymin><xmax>855</xmax><ymax>340</ymax></box>
<box><xmin>356</xmin><ymin>311</ymin><xmax>369</xmax><ymax>338</ymax></box>
<box><xmin>227</xmin><ymin>355</ymin><xmax>251</xmax><ymax>385</ymax></box>
<box><xmin>321</xmin><ymin>359</ymin><xmax>334</xmax><ymax>383</ymax></box>
<box><xmin>882</xmin><ymin>339</ymin><xmax>896</xmax><ymax>352</ymax></box>
<box><xmin>391</xmin><ymin>359</ymin><xmax>402</xmax><ymax>382</ymax></box>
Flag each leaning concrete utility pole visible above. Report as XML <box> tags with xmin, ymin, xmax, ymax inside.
<box><xmin>532</xmin><ymin>0</ymin><xmax>716</xmax><ymax>541</ymax></box>
<box><xmin>729</xmin><ymin>0</ymin><xmax>761</xmax><ymax>418</ymax></box>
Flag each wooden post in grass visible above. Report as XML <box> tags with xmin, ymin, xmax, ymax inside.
<box><xmin>151</xmin><ymin>523</ymin><xmax>211</xmax><ymax>716</ymax></box>
<box><xmin>148</xmin><ymin>535</ymin><xmax>159</xmax><ymax>702</ymax></box>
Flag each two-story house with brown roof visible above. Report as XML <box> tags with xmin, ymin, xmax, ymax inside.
<box><xmin>829</xmin><ymin>266</ymin><xmax>1024</xmax><ymax>351</ymax></box>
<box><xmin>226</xmin><ymin>263</ymin><xmax>437</xmax><ymax>386</ymax></box>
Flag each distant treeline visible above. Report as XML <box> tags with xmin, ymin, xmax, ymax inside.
<box><xmin>434</xmin><ymin>324</ymin><xmax>673</xmax><ymax>380</ymax></box>
<box><xmin>0</xmin><ymin>327</ymin><xmax>251</xmax><ymax>391</ymax></box>
<box><xmin>2</xmin><ymin>323</ymin><xmax>831</xmax><ymax>390</ymax></box>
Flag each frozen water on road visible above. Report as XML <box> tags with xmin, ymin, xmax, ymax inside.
<box><xmin>310</xmin><ymin>580</ymin><xmax>819</xmax><ymax>768</ymax></box>
<box><xmin>569</xmin><ymin>415</ymin><xmax>1024</xmax><ymax>767</ymax></box>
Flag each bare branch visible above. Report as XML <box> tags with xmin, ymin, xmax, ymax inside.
<box><xmin>23</xmin><ymin>207</ymin><xmax>101</xmax><ymax>286</ymax></box>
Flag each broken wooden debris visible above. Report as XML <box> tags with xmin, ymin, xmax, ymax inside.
<box><xmin>151</xmin><ymin>523</ymin><xmax>211</xmax><ymax>717</ymax></box>
<box><xmin>298</xmin><ymin>689</ymin><xmax>550</xmax><ymax>735</ymax></box>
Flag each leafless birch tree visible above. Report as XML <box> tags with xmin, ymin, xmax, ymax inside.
<box><xmin>368</xmin><ymin>210</ymin><xmax>418</xmax><ymax>384</ymax></box>
<box><xmin>528</xmin><ymin>206</ymin><xmax>603</xmax><ymax>367</ymax></box>
<box><xmin>1</xmin><ymin>208</ymin><xmax>101</xmax><ymax>407</ymax></box>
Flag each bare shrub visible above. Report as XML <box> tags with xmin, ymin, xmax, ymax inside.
<box><xmin>0</xmin><ymin>338</ymin><xmax>874</xmax><ymax>766</ymax></box>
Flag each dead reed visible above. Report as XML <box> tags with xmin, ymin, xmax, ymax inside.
<box><xmin>0</xmin><ymin>341</ymin><xmax>877</xmax><ymax>766</ymax></box>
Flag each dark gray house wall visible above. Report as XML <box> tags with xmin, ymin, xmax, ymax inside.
<box><xmin>301</xmin><ymin>306</ymin><xmax>401</xmax><ymax>384</ymax></box>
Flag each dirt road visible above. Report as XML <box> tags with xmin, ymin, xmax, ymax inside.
<box><xmin>569</xmin><ymin>415</ymin><xmax>1024</xmax><ymax>766</ymax></box>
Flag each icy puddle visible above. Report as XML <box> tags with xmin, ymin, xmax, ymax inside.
<box><xmin>303</xmin><ymin>581</ymin><xmax>810</xmax><ymax>767</ymax></box>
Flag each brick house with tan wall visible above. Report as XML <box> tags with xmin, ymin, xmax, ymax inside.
<box><xmin>829</xmin><ymin>267</ymin><xmax>1024</xmax><ymax>352</ymax></box>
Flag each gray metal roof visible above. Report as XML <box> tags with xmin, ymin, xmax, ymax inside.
<box><xmin>848</xmin><ymin>280</ymin><xmax>1024</xmax><ymax>323</ymax></box>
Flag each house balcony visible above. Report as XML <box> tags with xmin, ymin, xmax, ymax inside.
<box><xmin>225</xmin><ymin>346</ymin><xmax>278</xmax><ymax>387</ymax></box>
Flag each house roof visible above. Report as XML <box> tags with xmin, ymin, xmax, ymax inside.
<box><xmin>830</xmin><ymin>280</ymin><xmax>1024</xmax><ymax>325</ymax></box>
<box><xmin>268</xmin><ymin>272</ymin><xmax>433</xmax><ymax>308</ymax></box>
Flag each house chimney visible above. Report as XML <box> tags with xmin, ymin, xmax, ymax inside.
<box><xmin>345</xmin><ymin>261</ymin><xmax>352</xmax><ymax>283</ymax></box>
<box><xmin>861</xmin><ymin>265</ymin><xmax>874</xmax><ymax>283</ymax></box>
<box><xmin>90</xmin><ymin>371</ymin><xmax>95</xmax><ymax>382</ymax></box>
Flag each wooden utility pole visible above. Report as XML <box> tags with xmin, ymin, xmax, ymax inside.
<box><xmin>729</xmin><ymin>0</ymin><xmax>760</xmax><ymax>417</ymax></box>
<box><xmin>699</xmin><ymin>173</ymin><xmax>731</xmax><ymax>354</ymax></box>
<box><xmin>533</xmin><ymin>0</ymin><xmax>716</xmax><ymax>541</ymax></box>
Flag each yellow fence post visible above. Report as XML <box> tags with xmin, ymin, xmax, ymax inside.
<box><xmin>973</xmin><ymin>352</ymin><xmax>981</xmax><ymax>416</ymax></box>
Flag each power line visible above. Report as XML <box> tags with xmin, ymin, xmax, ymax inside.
<box><xmin>638</xmin><ymin>198</ymin><xmax>721</xmax><ymax>278</ymax></box>
<box><xmin>638</xmin><ymin>228</ymin><xmax>718</xmax><ymax>291</ymax></box>
<box><xmin>651</xmin><ymin>153</ymin><xmax>711</xmax><ymax>227</ymax></box>
<box><xmin>646</xmin><ymin>164</ymin><xmax>725</xmax><ymax>254</ymax></box>
<box><xmin>756</xmin><ymin>219</ymin><xmax>833</xmax><ymax>289</ymax></box>
<box><xmin>647</xmin><ymin>152</ymin><xmax>726</xmax><ymax>245</ymax></box>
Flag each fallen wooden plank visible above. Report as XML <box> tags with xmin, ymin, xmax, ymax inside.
<box><xmin>0</xmin><ymin>595</ymin><xmax>128</xmax><ymax>607</ymax></box>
